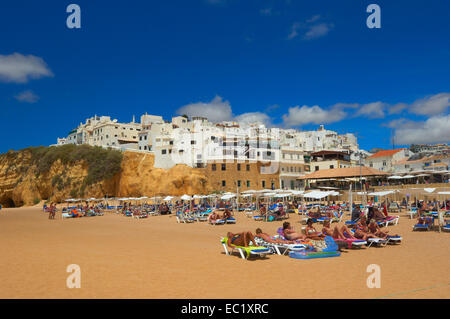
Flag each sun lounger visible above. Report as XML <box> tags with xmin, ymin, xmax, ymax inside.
<box><xmin>407</xmin><ymin>210</ymin><xmax>418</xmax><ymax>219</ymax></box>
<box><xmin>176</xmin><ymin>213</ymin><xmax>195</xmax><ymax>223</ymax></box>
<box><xmin>225</xmin><ymin>217</ymin><xmax>236</xmax><ymax>224</ymax></box>
<box><xmin>386</xmin><ymin>236</ymin><xmax>402</xmax><ymax>244</ymax></box>
<box><xmin>413</xmin><ymin>223</ymin><xmax>432</xmax><ymax>231</ymax></box>
<box><xmin>254</xmin><ymin>237</ymin><xmax>307</xmax><ymax>255</ymax></box>
<box><xmin>220</xmin><ymin>237</ymin><xmax>271</xmax><ymax>260</ymax></box>
<box><xmin>334</xmin><ymin>238</ymin><xmax>367</xmax><ymax>249</ymax></box>
<box><xmin>366</xmin><ymin>238</ymin><xmax>387</xmax><ymax>247</ymax></box>
<box><xmin>61</xmin><ymin>213</ymin><xmax>72</xmax><ymax>219</ymax></box>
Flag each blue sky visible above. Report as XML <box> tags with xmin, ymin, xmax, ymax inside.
<box><xmin>0</xmin><ymin>0</ymin><xmax>449</xmax><ymax>153</ymax></box>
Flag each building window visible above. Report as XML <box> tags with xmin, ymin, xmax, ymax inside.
<box><xmin>191</xmin><ymin>140</ymin><xmax>195</xmax><ymax>145</ymax></box>
<box><xmin>246</xmin><ymin>164</ymin><xmax>250</xmax><ymax>171</ymax></box>
<box><xmin>315</xmin><ymin>166</ymin><xmax>319</xmax><ymax>171</ymax></box>
<box><xmin>237</xmin><ymin>163</ymin><xmax>241</xmax><ymax>171</ymax></box>
<box><xmin>383</xmin><ymin>161</ymin><xmax>387</xmax><ymax>166</ymax></box>
<box><xmin>212</xmin><ymin>164</ymin><xmax>216</xmax><ymax>171</ymax></box>
<box><xmin>222</xmin><ymin>180</ymin><xmax>226</xmax><ymax>187</ymax></box>
<box><xmin>246</xmin><ymin>180</ymin><xmax>250</xmax><ymax>187</ymax></box>
<box><xmin>330</xmin><ymin>165</ymin><xmax>334</xmax><ymax>169</ymax></box>
<box><xmin>162</xmin><ymin>149</ymin><xmax>167</xmax><ymax>155</ymax></box>
<box><xmin>262</xmin><ymin>181</ymin><xmax>266</xmax><ymax>188</ymax></box>
<box><xmin>221</xmin><ymin>164</ymin><xmax>226</xmax><ymax>171</ymax></box>
<box><xmin>237</xmin><ymin>180</ymin><xmax>241</xmax><ymax>187</ymax></box>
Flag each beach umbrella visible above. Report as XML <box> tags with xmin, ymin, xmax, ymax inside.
<box><xmin>180</xmin><ymin>194</ymin><xmax>192</xmax><ymax>201</ymax></box>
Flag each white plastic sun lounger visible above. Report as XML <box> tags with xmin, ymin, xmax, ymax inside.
<box><xmin>220</xmin><ymin>237</ymin><xmax>271</xmax><ymax>260</ymax></box>
<box><xmin>366</xmin><ymin>238</ymin><xmax>387</xmax><ymax>247</ymax></box>
<box><xmin>386</xmin><ymin>236</ymin><xmax>402</xmax><ymax>244</ymax></box>
<box><xmin>254</xmin><ymin>237</ymin><xmax>306</xmax><ymax>255</ymax></box>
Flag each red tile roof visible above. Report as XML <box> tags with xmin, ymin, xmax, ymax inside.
<box><xmin>297</xmin><ymin>166</ymin><xmax>388</xmax><ymax>180</ymax></box>
<box><xmin>368</xmin><ymin>148</ymin><xmax>405</xmax><ymax>159</ymax></box>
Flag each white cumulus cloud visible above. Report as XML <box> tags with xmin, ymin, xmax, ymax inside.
<box><xmin>282</xmin><ymin>104</ymin><xmax>347</xmax><ymax>127</ymax></box>
<box><xmin>177</xmin><ymin>95</ymin><xmax>233</xmax><ymax>122</ymax></box>
<box><xmin>14</xmin><ymin>90</ymin><xmax>39</xmax><ymax>103</ymax></box>
<box><xmin>410</xmin><ymin>93</ymin><xmax>450</xmax><ymax>115</ymax></box>
<box><xmin>394</xmin><ymin>115</ymin><xmax>450</xmax><ymax>145</ymax></box>
<box><xmin>235</xmin><ymin>112</ymin><xmax>271</xmax><ymax>126</ymax></box>
<box><xmin>0</xmin><ymin>53</ymin><xmax>53</xmax><ymax>83</ymax></box>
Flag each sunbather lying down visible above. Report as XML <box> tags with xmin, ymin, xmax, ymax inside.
<box><xmin>282</xmin><ymin>222</ymin><xmax>307</xmax><ymax>240</ymax></box>
<box><xmin>368</xmin><ymin>219</ymin><xmax>400</xmax><ymax>238</ymax></box>
<box><xmin>226</xmin><ymin>231</ymin><xmax>258</xmax><ymax>248</ymax></box>
<box><xmin>322</xmin><ymin>220</ymin><xmax>356</xmax><ymax>240</ymax></box>
<box><xmin>255</xmin><ymin>228</ymin><xmax>295</xmax><ymax>244</ymax></box>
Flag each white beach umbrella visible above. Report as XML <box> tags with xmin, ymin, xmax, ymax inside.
<box><xmin>180</xmin><ymin>194</ymin><xmax>192</xmax><ymax>201</ymax></box>
<box><xmin>220</xmin><ymin>194</ymin><xmax>236</xmax><ymax>200</ymax></box>
<box><xmin>387</xmin><ymin>176</ymin><xmax>403</xmax><ymax>179</ymax></box>
<box><xmin>163</xmin><ymin>196</ymin><xmax>174</xmax><ymax>201</ymax></box>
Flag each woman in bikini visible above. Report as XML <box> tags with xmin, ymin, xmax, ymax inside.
<box><xmin>353</xmin><ymin>216</ymin><xmax>382</xmax><ymax>240</ymax></box>
<box><xmin>255</xmin><ymin>228</ymin><xmax>295</xmax><ymax>244</ymax></box>
<box><xmin>322</xmin><ymin>220</ymin><xmax>356</xmax><ymax>240</ymax></box>
<box><xmin>305</xmin><ymin>218</ymin><xmax>325</xmax><ymax>240</ymax></box>
<box><xmin>226</xmin><ymin>231</ymin><xmax>257</xmax><ymax>248</ymax></box>
<box><xmin>282</xmin><ymin>222</ymin><xmax>307</xmax><ymax>241</ymax></box>
<box><xmin>368</xmin><ymin>219</ymin><xmax>399</xmax><ymax>238</ymax></box>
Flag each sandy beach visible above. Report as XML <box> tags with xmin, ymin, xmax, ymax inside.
<box><xmin>0</xmin><ymin>206</ymin><xmax>449</xmax><ymax>299</ymax></box>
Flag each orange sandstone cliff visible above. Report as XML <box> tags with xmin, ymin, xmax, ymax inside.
<box><xmin>0</xmin><ymin>150</ymin><xmax>211</xmax><ymax>207</ymax></box>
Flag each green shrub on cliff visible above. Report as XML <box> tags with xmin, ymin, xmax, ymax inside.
<box><xmin>7</xmin><ymin>144</ymin><xmax>123</xmax><ymax>187</ymax></box>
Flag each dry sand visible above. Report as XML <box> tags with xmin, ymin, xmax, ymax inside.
<box><xmin>0</xmin><ymin>207</ymin><xmax>449</xmax><ymax>299</ymax></box>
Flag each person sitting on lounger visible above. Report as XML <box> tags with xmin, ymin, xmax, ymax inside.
<box><xmin>368</xmin><ymin>219</ymin><xmax>399</xmax><ymax>238</ymax></box>
<box><xmin>322</xmin><ymin>220</ymin><xmax>356</xmax><ymax>240</ymax></box>
<box><xmin>208</xmin><ymin>211</ymin><xmax>222</xmax><ymax>224</ymax></box>
<box><xmin>222</xmin><ymin>208</ymin><xmax>232</xmax><ymax>220</ymax></box>
<box><xmin>305</xmin><ymin>218</ymin><xmax>325</xmax><ymax>240</ymax></box>
<box><xmin>282</xmin><ymin>222</ymin><xmax>307</xmax><ymax>241</ymax></box>
<box><xmin>255</xmin><ymin>228</ymin><xmax>295</xmax><ymax>244</ymax></box>
<box><xmin>226</xmin><ymin>231</ymin><xmax>257</xmax><ymax>248</ymax></box>
<box><xmin>353</xmin><ymin>216</ymin><xmax>382</xmax><ymax>240</ymax></box>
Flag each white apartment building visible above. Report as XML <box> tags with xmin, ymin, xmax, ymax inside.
<box><xmin>366</xmin><ymin>148</ymin><xmax>413</xmax><ymax>173</ymax></box>
<box><xmin>58</xmin><ymin>115</ymin><xmax>141</xmax><ymax>150</ymax></box>
<box><xmin>56</xmin><ymin>115</ymin><xmax>361</xmax><ymax>191</ymax></box>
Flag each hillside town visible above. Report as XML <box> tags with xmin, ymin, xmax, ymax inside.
<box><xmin>55</xmin><ymin>114</ymin><xmax>450</xmax><ymax>192</ymax></box>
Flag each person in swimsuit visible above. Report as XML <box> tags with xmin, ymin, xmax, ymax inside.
<box><xmin>322</xmin><ymin>220</ymin><xmax>356</xmax><ymax>240</ymax></box>
<box><xmin>368</xmin><ymin>219</ymin><xmax>398</xmax><ymax>238</ymax></box>
<box><xmin>282</xmin><ymin>222</ymin><xmax>307</xmax><ymax>241</ymax></box>
<box><xmin>305</xmin><ymin>219</ymin><xmax>325</xmax><ymax>240</ymax></box>
<box><xmin>226</xmin><ymin>231</ymin><xmax>257</xmax><ymax>248</ymax></box>
<box><xmin>255</xmin><ymin>228</ymin><xmax>295</xmax><ymax>244</ymax></box>
<box><xmin>222</xmin><ymin>208</ymin><xmax>232</xmax><ymax>221</ymax></box>
<box><xmin>353</xmin><ymin>216</ymin><xmax>382</xmax><ymax>240</ymax></box>
<box><xmin>208</xmin><ymin>211</ymin><xmax>222</xmax><ymax>224</ymax></box>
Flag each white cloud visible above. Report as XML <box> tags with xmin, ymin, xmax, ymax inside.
<box><xmin>282</xmin><ymin>104</ymin><xmax>347</xmax><ymax>127</ymax></box>
<box><xmin>0</xmin><ymin>53</ymin><xmax>53</xmax><ymax>83</ymax></box>
<box><xmin>235</xmin><ymin>112</ymin><xmax>271</xmax><ymax>126</ymax></box>
<box><xmin>355</xmin><ymin>102</ymin><xmax>386</xmax><ymax>118</ymax></box>
<box><xmin>177</xmin><ymin>95</ymin><xmax>233</xmax><ymax>122</ymax></box>
<box><xmin>410</xmin><ymin>93</ymin><xmax>450</xmax><ymax>115</ymax></box>
<box><xmin>394</xmin><ymin>115</ymin><xmax>450</xmax><ymax>144</ymax></box>
<box><xmin>288</xmin><ymin>16</ymin><xmax>334</xmax><ymax>40</ymax></box>
<box><xmin>303</xmin><ymin>23</ymin><xmax>334</xmax><ymax>40</ymax></box>
<box><xmin>388</xmin><ymin>103</ymin><xmax>408</xmax><ymax>114</ymax></box>
<box><xmin>14</xmin><ymin>90</ymin><xmax>39</xmax><ymax>103</ymax></box>
<box><xmin>287</xmin><ymin>22</ymin><xmax>301</xmax><ymax>40</ymax></box>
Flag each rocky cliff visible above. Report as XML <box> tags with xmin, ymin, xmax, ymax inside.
<box><xmin>0</xmin><ymin>147</ymin><xmax>211</xmax><ymax>207</ymax></box>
